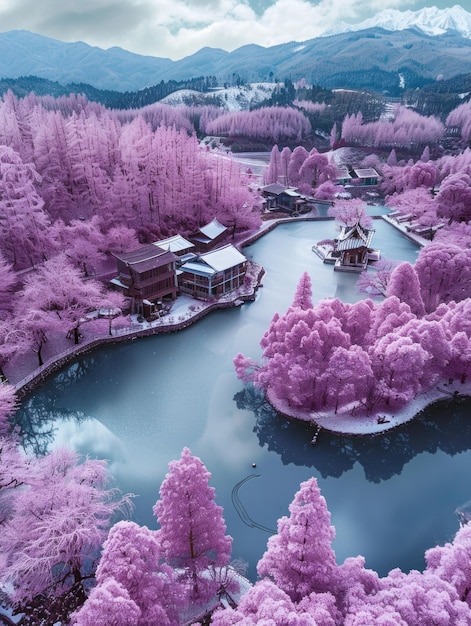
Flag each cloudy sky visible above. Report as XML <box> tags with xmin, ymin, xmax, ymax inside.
<box><xmin>0</xmin><ymin>0</ymin><xmax>462</xmax><ymax>60</ymax></box>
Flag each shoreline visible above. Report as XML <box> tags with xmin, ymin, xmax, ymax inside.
<box><xmin>11</xmin><ymin>209</ymin><xmax>460</xmax><ymax>437</ymax></box>
<box><xmin>10</xmin><ymin>211</ymin><xmax>333</xmax><ymax>399</ymax></box>
<box><xmin>13</xmin><ymin>261</ymin><xmax>265</xmax><ymax>400</ymax></box>
<box><xmin>266</xmin><ymin>381</ymin><xmax>471</xmax><ymax>437</ymax></box>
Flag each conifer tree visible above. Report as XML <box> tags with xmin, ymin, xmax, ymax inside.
<box><xmin>153</xmin><ymin>447</ymin><xmax>232</xmax><ymax>604</ymax></box>
<box><xmin>257</xmin><ymin>478</ymin><xmax>338</xmax><ymax>602</ymax></box>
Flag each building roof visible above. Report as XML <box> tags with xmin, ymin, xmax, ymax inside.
<box><xmin>195</xmin><ymin>218</ymin><xmax>227</xmax><ymax>241</ymax></box>
<box><xmin>336</xmin><ymin>222</ymin><xmax>375</xmax><ymax>251</ymax></box>
<box><xmin>262</xmin><ymin>183</ymin><xmax>287</xmax><ymax>195</ymax></box>
<box><xmin>281</xmin><ymin>189</ymin><xmax>302</xmax><ymax>198</ymax></box>
<box><xmin>153</xmin><ymin>234</ymin><xmax>194</xmax><ymax>253</ymax></box>
<box><xmin>180</xmin><ymin>244</ymin><xmax>247</xmax><ymax>276</ymax></box>
<box><xmin>114</xmin><ymin>244</ymin><xmax>177</xmax><ymax>273</ymax></box>
<box><xmin>335</xmin><ymin>167</ymin><xmax>352</xmax><ymax>180</ymax></box>
<box><xmin>353</xmin><ymin>168</ymin><xmax>379</xmax><ymax>178</ymax></box>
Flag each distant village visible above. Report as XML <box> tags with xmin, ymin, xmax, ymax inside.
<box><xmin>112</xmin><ymin>165</ymin><xmax>384</xmax><ymax>320</ymax></box>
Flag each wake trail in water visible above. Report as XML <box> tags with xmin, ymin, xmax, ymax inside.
<box><xmin>231</xmin><ymin>474</ymin><xmax>276</xmax><ymax>534</ymax></box>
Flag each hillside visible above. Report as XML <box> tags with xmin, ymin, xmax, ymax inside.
<box><xmin>1</xmin><ymin>24</ymin><xmax>470</xmax><ymax>93</ymax></box>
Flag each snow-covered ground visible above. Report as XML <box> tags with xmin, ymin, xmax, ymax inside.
<box><xmin>161</xmin><ymin>83</ymin><xmax>275</xmax><ymax>112</ymax></box>
<box><xmin>268</xmin><ymin>380</ymin><xmax>471</xmax><ymax>437</ymax></box>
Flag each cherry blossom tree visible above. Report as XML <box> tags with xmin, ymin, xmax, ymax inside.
<box><xmin>0</xmin><ymin>382</ymin><xmax>17</xmax><ymax>435</ymax></box>
<box><xmin>257</xmin><ymin>478</ymin><xmax>339</xmax><ymax>602</ymax></box>
<box><xmin>153</xmin><ymin>447</ymin><xmax>233</xmax><ymax>605</ymax></box>
<box><xmin>18</xmin><ymin>254</ymin><xmax>121</xmax><ymax>346</ymax></box>
<box><xmin>0</xmin><ymin>252</ymin><xmax>17</xmax><ymax>318</ymax></box>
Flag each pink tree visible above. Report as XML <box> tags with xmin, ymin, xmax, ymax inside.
<box><xmin>324</xmin><ymin>345</ymin><xmax>373</xmax><ymax>413</ymax></box>
<box><xmin>386</xmin><ymin>262</ymin><xmax>425</xmax><ymax>317</ymax></box>
<box><xmin>19</xmin><ymin>254</ymin><xmax>120</xmax><ymax>345</ymax></box>
<box><xmin>425</xmin><ymin>521</ymin><xmax>471</xmax><ymax>608</ymax></box>
<box><xmin>71</xmin><ymin>578</ymin><xmax>141</xmax><ymax>626</ymax></box>
<box><xmin>328</xmin><ymin>198</ymin><xmax>372</xmax><ymax>228</ymax></box>
<box><xmin>0</xmin><ymin>252</ymin><xmax>17</xmax><ymax>318</ymax></box>
<box><xmin>287</xmin><ymin>146</ymin><xmax>309</xmax><ymax>187</ymax></box>
<box><xmin>370</xmin><ymin>334</ymin><xmax>428</xmax><ymax>407</ymax></box>
<box><xmin>290</xmin><ymin>271</ymin><xmax>313</xmax><ymax>310</ymax></box>
<box><xmin>280</xmin><ymin>147</ymin><xmax>292</xmax><ymax>186</ymax></box>
<box><xmin>298</xmin><ymin>151</ymin><xmax>334</xmax><ymax>191</ymax></box>
<box><xmin>153</xmin><ymin>447</ymin><xmax>233</xmax><ymax>605</ymax></box>
<box><xmin>212</xmin><ymin>578</ymin><xmax>338</xmax><ymax>625</ymax></box>
<box><xmin>414</xmin><ymin>243</ymin><xmax>471</xmax><ymax>312</ymax></box>
<box><xmin>356</xmin><ymin>258</ymin><xmax>398</xmax><ymax>297</ymax></box>
<box><xmin>0</xmin><ymin>319</ymin><xmax>31</xmax><ymax>381</ymax></box>
<box><xmin>344</xmin><ymin>568</ymin><xmax>471</xmax><ymax>625</ymax></box>
<box><xmin>87</xmin><ymin>521</ymin><xmax>183</xmax><ymax>625</ymax></box>
<box><xmin>385</xmin><ymin>187</ymin><xmax>438</xmax><ymax>228</ymax></box>
<box><xmin>0</xmin><ymin>145</ymin><xmax>52</xmax><ymax>269</ymax></box>
<box><xmin>264</xmin><ymin>144</ymin><xmax>281</xmax><ymax>184</ymax></box>
<box><xmin>0</xmin><ymin>382</ymin><xmax>17</xmax><ymax>435</ymax></box>
<box><xmin>436</xmin><ymin>172</ymin><xmax>471</xmax><ymax>223</ymax></box>
<box><xmin>0</xmin><ymin>448</ymin><xmax>131</xmax><ymax>624</ymax></box>
<box><xmin>257</xmin><ymin>478</ymin><xmax>339</xmax><ymax>602</ymax></box>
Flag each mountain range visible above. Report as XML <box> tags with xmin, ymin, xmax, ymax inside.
<box><xmin>323</xmin><ymin>4</ymin><xmax>471</xmax><ymax>38</ymax></box>
<box><xmin>0</xmin><ymin>6</ymin><xmax>470</xmax><ymax>93</ymax></box>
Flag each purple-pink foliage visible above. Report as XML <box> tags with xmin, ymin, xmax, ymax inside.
<box><xmin>201</xmin><ymin>107</ymin><xmax>311</xmax><ymax>142</ymax></box>
<box><xmin>234</xmin><ymin>266</ymin><xmax>471</xmax><ymax>416</ymax></box>
<box><xmin>73</xmin><ymin>520</ymin><xmax>183</xmax><ymax>626</ymax></box>
<box><xmin>153</xmin><ymin>447</ymin><xmax>233</xmax><ymax>604</ymax></box>
<box><xmin>0</xmin><ymin>447</ymin><xmax>131</xmax><ymax>615</ymax></box>
<box><xmin>257</xmin><ymin>478</ymin><xmax>339</xmax><ymax>602</ymax></box>
<box><xmin>341</xmin><ymin>106</ymin><xmax>444</xmax><ymax>150</ymax></box>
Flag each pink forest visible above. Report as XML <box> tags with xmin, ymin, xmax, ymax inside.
<box><xmin>1</xmin><ymin>88</ymin><xmax>471</xmax><ymax>624</ymax></box>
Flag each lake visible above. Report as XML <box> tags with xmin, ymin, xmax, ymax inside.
<box><xmin>15</xmin><ymin>218</ymin><xmax>471</xmax><ymax>581</ymax></box>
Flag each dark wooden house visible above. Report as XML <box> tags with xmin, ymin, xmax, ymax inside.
<box><xmin>111</xmin><ymin>244</ymin><xmax>178</xmax><ymax>315</ymax></box>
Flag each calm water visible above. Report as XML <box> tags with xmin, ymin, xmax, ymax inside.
<box><xmin>15</xmin><ymin>219</ymin><xmax>471</xmax><ymax>581</ymax></box>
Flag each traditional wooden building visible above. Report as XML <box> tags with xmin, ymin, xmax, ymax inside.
<box><xmin>153</xmin><ymin>234</ymin><xmax>196</xmax><ymax>265</ymax></box>
<box><xmin>331</xmin><ymin>222</ymin><xmax>379</xmax><ymax>272</ymax></box>
<box><xmin>111</xmin><ymin>244</ymin><xmax>178</xmax><ymax>314</ymax></box>
<box><xmin>189</xmin><ymin>218</ymin><xmax>227</xmax><ymax>252</ymax></box>
<box><xmin>178</xmin><ymin>244</ymin><xmax>247</xmax><ymax>300</ymax></box>
<box><xmin>261</xmin><ymin>183</ymin><xmax>307</xmax><ymax>214</ymax></box>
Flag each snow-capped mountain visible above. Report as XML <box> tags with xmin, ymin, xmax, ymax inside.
<box><xmin>323</xmin><ymin>5</ymin><xmax>471</xmax><ymax>39</ymax></box>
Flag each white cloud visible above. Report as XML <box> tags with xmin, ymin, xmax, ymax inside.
<box><xmin>0</xmin><ymin>0</ymin><xmax>459</xmax><ymax>59</ymax></box>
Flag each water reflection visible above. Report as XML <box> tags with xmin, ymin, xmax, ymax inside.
<box><xmin>236</xmin><ymin>387</ymin><xmax>471</xmax><ymax>483</ymax></box>
<box><xmin>15</xmin><ymin>392</ymin><xmax>88</xmax><ymax>456</ymax></box>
